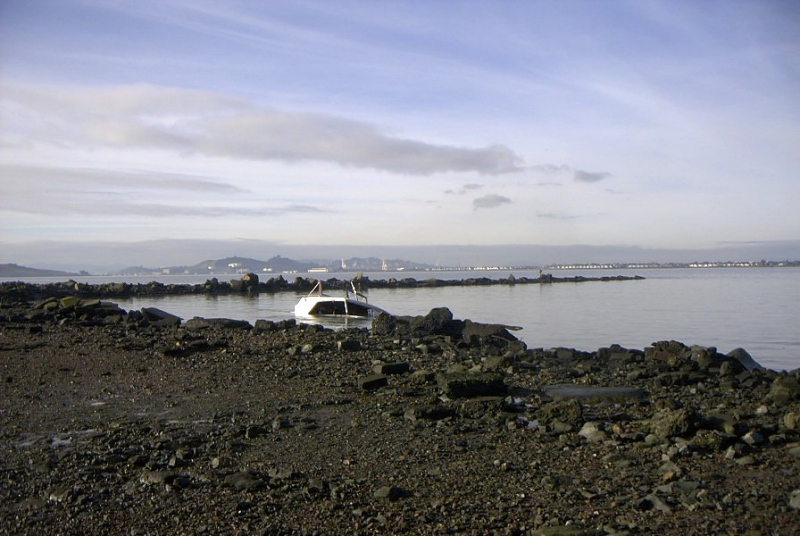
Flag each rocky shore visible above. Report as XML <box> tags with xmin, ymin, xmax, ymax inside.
<box><xmin>1</xmin><ymin>294</ymin><xmax>799</xmax><ymax>535</ymax></box>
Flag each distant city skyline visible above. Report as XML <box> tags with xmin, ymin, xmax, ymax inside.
<box><xmin>3</xmin><ymin>238</ymin><xmax>799</xmax><ymax>274</ymax></box>
<box><xmin>1</xmin><ymin>1</ymin><xmax>799</xmax><ymax>264</ymax></box>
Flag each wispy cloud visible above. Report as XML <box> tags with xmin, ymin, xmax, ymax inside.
<box><xmin>574</xmin><ymin>169</ymin><xmax>613</xmax><ymax>183</ymax></box>
<box><xmin>537</xmin><ymin>212</ymin><xmax>580</xmax><ymax>220</ymax></box>
<box><xmin>529</xmin><ymin>164</ymin><xmax>571</xmax><ymax>174</ymax></box>
<box><xmin>0</xmin><ymin>164</ymin><xmax>246</xmax><ymax>194</ymax></box>
<box><xmin>2</xmin><ymin>83</ymin><xmax>524</xmax><ymax>176</ymax></box>
<box><xmin>528</xmin><ymin>164</ymin><xmax>613</xmax><ymax>185</ymax></box>
<box><xmin>2</xmin><ymin>197</ymin><xmax>327</xmax><ymax>218</ymax></box>
<box><xmin>445</xmin><ymin>183</ymin><xmax>484</xmax><ymax>195</ymax></box>
<box><xmin>473</xmin><ymin>194</ymin><xmax>512</xmax><ymax>210</ymax></box>
<box><xmin>0</xmin><ymin>163</ymin><xmax>327</xmax><ymax>218</ymax></box>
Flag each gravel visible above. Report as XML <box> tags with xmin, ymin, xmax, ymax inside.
<box><xmin>1</xmin><ymin>297</ymin><xmax>799</xmax><ymax>535</ymax></box>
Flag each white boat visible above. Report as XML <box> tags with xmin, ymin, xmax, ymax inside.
<box><xmin>294</xmin><ymin>280</ymin><xmax>388</xmax><ymax>318</ymax></box>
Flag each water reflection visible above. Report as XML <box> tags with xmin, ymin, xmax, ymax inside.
<box><xmin>105</xmin><ymin>268</ymin><xmax>800</xmax><ymax>371</ymax></box>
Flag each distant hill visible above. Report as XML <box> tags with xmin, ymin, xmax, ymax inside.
<box><xmin>184</xmin><ymin>255</ymin><xmax>313</xmax><ymax>274</ymax></box>
<box><xmin>114</xmin><ymin>255</ymin><xmax>434</xmax><ymax>275</ymax></box>
<box><xmin>340</xmin><ymin>257</ymin><xmax>434</xmax><ymax>271</ymax></box>
<box><xmin>0</xmin><ymin>263</ymin><xmax>82</xmax><ymax>277</ymax></box>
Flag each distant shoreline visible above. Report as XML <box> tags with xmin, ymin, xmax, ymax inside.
<box><xmin>2</xmin><ymin>259</ymin><xmax>798</xmax><ymax>278</ymax></box>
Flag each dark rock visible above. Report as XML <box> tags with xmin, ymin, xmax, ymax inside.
<box><xmin>268</xmin><ymin>466</ymin><xmax>296</xmax><ymax>481</ymax></box>
<box><xmin>184</xmin><ymin>317</ymin><xmax>252</xmax><ymax>330</ymax></box>
<box><xmin>650</xmin><ymin>408</ymin><xmax>696</xmax><ymax>439</ymax></box>
<box><xmin>58</xmin><ymin>296</ymin><xmax>80</xmax><ymax>310</ymax></box>
<box><xmin>437</xmin><ymin>371</ymin><xmax>507</xmax><ymax>398</ymax></box>
<box><xmin>726</xmin><ymin>347</ymin><xmax>763</xmax><ymax>371</ymax></box>
<box><xmin>404</xmin><ymin>404</ymin><xmax>456</xmax><ymax>422</ymax></box>
<box><xmin>636</xmin><ymin>494</ymin><xmax>672</xmax><ymax>513</ymax></box>
<box><xmin>482</xmin><ymin>355</ymin><xmax>511</xmax><ymax>371</ymax></box>
<box><xmin>140</xmin><ymin>470</ymin><xmax>184</xmax><ymax>486</ymax></box>
<box><xmin>539</xmin><ymin>399</ymin><xmax>583</xmax><ymax>426</ymax></box>
<box><xmin>241</xmin><ymin>273</ymin><xmax>259</xmax><ymax>288</ymax></box>
<box><xmin>253</xmin><ymin>319</ymin><xmax>277</xmax><ymax>332</ymax></box>
<box><xmin>768</xmin><ymin>377</ymin><xmax>800</xmax><ymax>405</ymax></box>
<box><xmin>272</xmin><ymin>417</ymin><xmax>292</xmax><ymax>431</ymax></box>
<box><xmin>371</xmin><ymin>312</ymin><xmax>397</xmax><ymax>336</ymax></box>
<box><xmin>690</xmin><ymin>345</ymin><xmax>722</xmax><ymax>370</ymax></box>
<box><xmin>462</xmin><ymin>319</ymin><xmax>518</xmax><ymax>344</ymax></box>
<box><xmin>223</xmin><ymin>471</ymin><xmax>265</xmax><ymax>491</ymax></box>
<box><xmin>373</xmin><ymin>361</ymin><xmax>410</xmax><ymax>375</ymax></box>
<box><xmin>358</xmin><ymin>374</ymin><xmax>388</xmax><ymax>391</ymax></box>
<box><xmin>410</xmin><ymin>370</ymin><xmax>436</xmax><ymax>385</ymax></box>
<box><xmin>532</xmin><ymin>526</ymin><xmax>604</xmax><ymax>536</ymax></box>
<box><xmin>245</xmin><ymin>425</ymin><xmax>268</xmax><ymax>439</ymax></box>
<box><xmin>412</xmin><ymin>307</ymin><xmax>452</xmax><ymax>332</ymax></box>
<box><xmin>141</xmin><ymin>307</ymin><xmax>182</xmax><ymax>327</ymax></box>
<box><xmin>337</xmin><ymin>338</ymin><xmax>362</xmax><ymax>352</ymax></box>
<box><xmin>690</xmin><ymin>430</ymin><xmax>728</xmax><ymax>452</ymax></box>
<box><xmin>373</xmin><ymin>485</ymin><xmax>405</xmax><ymax>501</ymax></box>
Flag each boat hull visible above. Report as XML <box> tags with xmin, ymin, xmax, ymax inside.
<box><xmin>294</xmin><ymin>296</ymin><xmax>386</xmax><ymax>318</ymax></box>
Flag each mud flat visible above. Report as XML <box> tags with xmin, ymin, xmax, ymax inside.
<box><xmin>1</xmin><ymin>297</ymin><xmax>799</xmax><ymax>535</ymax></box>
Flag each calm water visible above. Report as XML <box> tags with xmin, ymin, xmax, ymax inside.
<box><xmin>4</xmin><ymin>268</ymin><xmax>799</xmax><ymax>371</ymax></box>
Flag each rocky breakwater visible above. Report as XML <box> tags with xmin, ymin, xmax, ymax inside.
<box><xmin>1</xmin><ymin>300</ymin><xmax>799</xmax><ymax>535</ymax></box>
<box><xmin>0</xmin><ymin>272</ymin><xmax>644</xmax><ymax>302</ymax></box>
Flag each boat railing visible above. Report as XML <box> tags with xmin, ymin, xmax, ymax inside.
<box><xmin>306</xmin><ymin>280</ymin><xmax>370</xmax><ymax>303</ymax></box>
<box><xmin>345</xmin><ymin>280</ymin><xmax>370</xmax><ymax>303</ymax></box>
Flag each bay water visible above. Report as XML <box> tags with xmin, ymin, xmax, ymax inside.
<box><xmin>4</xmin><ymin>268</ymin><xmax>798</xmax><ymax>371</ymax></box>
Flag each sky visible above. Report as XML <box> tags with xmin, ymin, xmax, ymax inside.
<box><xmin>1</xmin><ymin>0</ymin><xmax>799</xmax><ymax>269</ymax></box>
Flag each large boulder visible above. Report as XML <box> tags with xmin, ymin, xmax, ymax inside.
<box><xmin>768</xmin><ymin>376</ymin><xmax>800</xmax><ymax>406</ymax></box>
<box><xmin>726</xmin><ymin>347</ymin><xmax>764</xmax><ymax>371</ymax></box>
<box><xmin>409</xmin><ymin>307</ymin><xmax>464</xmax><ymax>337</ymax></box>
<box><xmin>241</xmin><ymin>272</ymin><xmax>259</xmax><ymax>289</ymax></box>
<box><xmin>538</xmin><ymin>399</ymin><xmax>583</xmax><ymax>427</ymax></box>
<box><xmin>372</xmin><ymin>307</ymin><xmax>464</xmax><ymax>338</ymax></box>
<box><xmin>372</xmin><ymin>312</ymin><xmax>397</xmax><ymax>336</ymax></box>
<box><xmin>462</xmin><ymin>319</ymin><xmax>519</xmax><ymax>344</ymax></box>
<box><xmin>649</xmin><ymin>408</ymin><xmax>696</xmax><ymax>439</ymax></box>
<box><xmin>437</xmin><ymin>371</ymin><xmax>507</xmax><ymax>398</ymax></box>
<box><xmin>141</xmin><ymin>307</ymin><xmax>181</xmax><ymax>327</ymax></box>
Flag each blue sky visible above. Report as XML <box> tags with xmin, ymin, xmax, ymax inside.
<box><xmin>1</xmin><ymin>0</ymin><xmax>799</xmax><ymax>267</ymax></box>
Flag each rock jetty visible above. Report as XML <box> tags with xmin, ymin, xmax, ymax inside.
<box><xmin>0</xmin><ymin>272</ymin><xmax>644</xmax><ymax>302</ymax></box>
<box><xmin>1</xmin><ymin>297</ymin><xmax>799</xmax><ymax>535</ymax></box>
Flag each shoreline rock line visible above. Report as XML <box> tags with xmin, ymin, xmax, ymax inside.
<box><xmin>1</xmin><ymin>298</ymin><xmax>799</xmax><ymax>534</ymax></box>
<box><xmin>0</xmin><ymin>272</ymin><xmax>644</xmax><ymax>302</ymax></box>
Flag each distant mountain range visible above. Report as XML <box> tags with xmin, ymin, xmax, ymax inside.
<box><xmin>5</xmin><ymin>239</ymin><xmax>800</xmax><ymax>274</ymax></box>
<box><xmin>2</xmin><ymin>256</ymin><xmax>435</xmax><ymax>277</ymax></box>
<box><xmin>3</xmin><ymin>253</ymin><xmax>799</xmax><ymax>278</ymax></box>
<box><xmin>115</xmin><ymin>255</ymin><xmax>436</xmax><ymax>276</ymax></box>
<box><xmin>0</xmin><ymin>263</ymin><xmax>86</xmax><ymax>278</ymax></box>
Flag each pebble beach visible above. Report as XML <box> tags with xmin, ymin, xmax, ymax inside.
<box><xmin>1</xmin><ymin>287</ymin><xmax>799</xmax><ymax>535</ymax></box>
